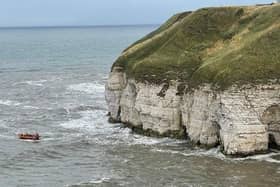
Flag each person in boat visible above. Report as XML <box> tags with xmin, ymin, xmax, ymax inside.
<box><xmin>34</xmin><ymin>133</ymin><xmax>40</xmax><ymax>139</ymax></box>
<box><xmin>18</xmin><ymin>132</ymin><xmax>40</xmax><ymax>140</ymax></box>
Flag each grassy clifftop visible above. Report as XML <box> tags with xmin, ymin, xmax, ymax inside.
<box><xmin>113</xmin><ymin>4</ymin><xmax>280</xmax><ymax>90</ymax></box>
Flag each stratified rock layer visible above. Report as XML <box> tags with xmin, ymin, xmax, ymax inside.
<box><xmin>106</xmin><ymin>68</ymin><xmax>280</xmax><ymax>156</ymax></box>
<box><xmin>105</xmin><ymin>67</ymin><xmax>126</xmax><ymax>122</ymax></box>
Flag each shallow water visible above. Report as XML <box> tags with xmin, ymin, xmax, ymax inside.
<box><xmin>0</xmin><ymin>26</ymin><xmax>279</xmax><ymax>187</ymax></box>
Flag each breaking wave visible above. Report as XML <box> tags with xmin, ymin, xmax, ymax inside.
<box><xmin>24</xmin><ymin>80</ymin><xmax>48</xmax><ymax>87</ymax></box>
<box><xmin>152</xmin><ymin>147</ymin><xmax>280</xmax><ymax>164</ymax></box>
<box><xmin>14</xmin><ymin>79</ymin><xmax>48</xmax><ymax>87</ymax></box>
<box><xmin>152</xmin><ymin>147</ymin><xmax>225</xmax><ymax>159</ymax></box>
<box><xmin>59</xmin><ymin>110</ymin><xmax>186</xmax><ymax>147</ymax></box>
<box><xmin>67</xmin><ymin>82</ymin><xmax>105</xmax><ymax>94</ymax></box>
<box><xmin>234</xmin><ymin>151</ymin><xmax>280</xmax><ymax>163</ymax></box>
<box><xmin>58</xmin><ymin>107</ymin><xmax>280</xmax><ymax>165</ymax></box>
<box><xmin>0</xmin><ymin>100</ymin><xmax>21</xmax><ymax>106</ymax></box>
<box><xmin>66</xmin><ymin>177</ymin><xmax>111</xmax><ymax>187</ymax></box>
<box><xmin>22</xmin><ymin>105</ymin><xmax>40</xmax><ymax>110</ymax></box>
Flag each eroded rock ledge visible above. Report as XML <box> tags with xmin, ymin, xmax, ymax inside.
<box><xmin>105</xmin><ymin>67</ymin><xmax>280</xmax><ymax>156</ymax></box>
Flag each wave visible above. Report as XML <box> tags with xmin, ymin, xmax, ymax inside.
<box><xmin>24</xmin><ymin>80</ymin><xmax>47</xmax><ymax>86</ymax></box>
<box><xmin>23</xmin><ymin>105</ymin><xmax>40</xmax><ymax>110</ymax></box>
<box><xmin>15</xmin><ymin>77</ymin><xmax>61</xmax><ymax>87</ymax></box>
<box><xmin>234</xmin><ymin>151</ymin><xmax>280</xmax><ymax>163</ymax></box>
<box><xmin>60</xmin><ymin>110</ymin><xmax>107</xmax><ymax>130</ymax></box>
<box><xmin>66</xmin><ymin>178</ymin><xmax>111</xmax><ymax>187</ymax></box>
<box><xmin>8</xmin><ymin>148</ymin><xmax>67</xmax><ymax>164</ymax></box>
<box><xmin>67</xmin><ymin>82</ymin><xmax>105</xmax><ymax>94</ymax></box>
<box><xmin>68</xmin><ymin>105</ymin><xmax>106</xmax><ymax>112</ymax></box>
<box><xmin>14</xmin><ymin>79</ymin><xmax>48</xmax><ymax>87</ymax></box>
<box><xmin>59</xmin><ymin>110</ymin><xmax>186</xmax><ymax>147</ymax></box>
<box><xmin>19</xmin><ymin>68</ymin><xmax>42</xmax><ymax>73</ymax></box>
<box><xmin>59</xmin><ymin>109</ymin><xmax>280</xmax><ymax>164</ymax></box>
<box><xmin>152</xmin><ymin>147</ymin><xmax>280</xmax><ymax>164</ymax></box>
<box><xmin>89</xmin><ymin>177</ymin><xmax>111</xmax><ymax>184</ymax></box>
<box><xmin>0</xmin><ymin>99</ymin><xmax>21</xmax><ymax>106</ymax></box>
<box><xmin>1</xmin><ymin>68</ymin><xmax>42</xmax><ymax>73</ymax></box>
<box><xmin>152</xmin><ymin>147</ymin><xmax>225</xmax><ymax>159</ymax></box>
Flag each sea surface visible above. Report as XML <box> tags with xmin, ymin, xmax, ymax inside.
<box><xmin>0</xmin><ymin>26</ymin><xmax>280</xmax><ymax>187</ymax></box>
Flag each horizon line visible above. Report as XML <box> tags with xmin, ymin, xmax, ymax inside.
<box><xmin>0</xmin><ymin>24</ymin><xmax>160</xmax><ymax>29</ymax></box>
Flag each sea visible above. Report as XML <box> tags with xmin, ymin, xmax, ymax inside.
<box><xmin>0</xmin><ymin>26</ymin><xmax>280</xmax><ymax>187</ymax></box>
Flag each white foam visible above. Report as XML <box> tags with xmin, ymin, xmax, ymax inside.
<box><xmin>23</xmin><ymin>105</ymin><xmax>40</xmax><ymax>109</ymax></box>
<box><xmin>59</xmin><ymin>110</ymin><xmax>184</xmax><ymax>146</ymax></box>
<box><xmin>89</xmin><ymin>177</ymin><xmax>110</xmax><ymax>184</ymax></box>
<box><xmin>66</xmin><ymin>178</ymin><xmax>111</xmax><ymax>187</ymax></box>
<box><xmin>152</xmin><ymin>147</ymin><xmax>280</xmax><ymax>164</ymax></box>
<box><xmin>59</xmin><ymin>110</ymin><xmax>280</xmax><ymax>163</ymax></box>
<box><xmin>131</xmin><ymin>134</ymin><xmax>185</xmax><ymax>145</ymax></box>
<box><xmin>152</xmin><ymin>147</ymin><xmax>225</xmax><ymax>159</ymax></box>
<box><xmin>0</xmin><ymin>99</ymin><xmax>21</xmax><ymax>106</ymax></box>
<box><xmin>60</xmin><ymin>110</ymin><xmax>106</xmax><ymax>130</ymax></box>
<box><xmin>234</xmin><ymin>152</ymin><xmax>280</xmax><ymax>163</ymax></box>
<box><xmin>19</xmin><ymin>79</ymin><xmax>48</xmax><ymax>87</ymax></box>
<box><xmin>67</xmin><ymin>82</ymin><xmax>105</xmax><ymax>94</ymax></box>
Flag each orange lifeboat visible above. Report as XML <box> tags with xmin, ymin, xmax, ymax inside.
<box><xmin>18</xmin><ymin>133</ymin><xmax>40</xmax><ymax>140</ymax></box>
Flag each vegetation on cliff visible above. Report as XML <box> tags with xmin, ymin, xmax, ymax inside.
<box><xmin>113</xmin><ymin>4</ymin><xmax>280</xmax><ymax>90</ymax></box>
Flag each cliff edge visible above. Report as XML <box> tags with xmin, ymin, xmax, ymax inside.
<box><xmin>106</xmin><ymin>4</ymin><xmax>280</xmax><ymax>156</ymax></box>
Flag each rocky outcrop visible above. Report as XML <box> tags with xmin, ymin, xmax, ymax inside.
<box><xmin>105</xmin><ymin>67</ymin><xmax>126</xmax><ymax>122</ymax></box>
<box><xmin>105</xmin><ymin>5</ymin><xmax>280</xmax><ymax>156</ymax></box>
<box><xmin>134</xmin><ymin>82</ymin><xmax>184</xmax><ymax>137</ymax></box>
<box><xmin>119</xmin><ymin>79</ymin><xmax>185</xmax><ymax>138</ymax></box>
<box><xmin>181</xmin><ymin>86</ymin><xmax>221</xmax><ymax>148</ymax></box>
<box><xmin>105</xmin><ymin>70</ymin><xmax>280</xmax><ymax>156</ymax></box>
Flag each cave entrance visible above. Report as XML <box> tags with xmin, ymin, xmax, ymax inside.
<box><xmin>261</xmin><ymin>105</ymin><xmax>280</xmax><ymax>149</ymax></box>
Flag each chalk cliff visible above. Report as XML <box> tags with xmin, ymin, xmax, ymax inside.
<box><xmin>106</xmin><ymin>4</ymin><xmax>280</xmax><ymax>156</ymax></box>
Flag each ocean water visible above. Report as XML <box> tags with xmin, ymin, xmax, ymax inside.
<box><xmin>0</xmin><ymin>26</ymin><xmax>279</xmax><ymax>187</ymax></box>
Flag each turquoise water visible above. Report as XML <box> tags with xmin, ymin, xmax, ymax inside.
<box><xmin>0</xmin><ymin>26</ymin><xmax>280</xmax><ymax>187</ymax></box>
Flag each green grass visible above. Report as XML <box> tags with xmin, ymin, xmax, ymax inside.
<box><xmin>113</xmin><ymin>4</ymin><xmax>280</xmax><ymax>90</ymax></box>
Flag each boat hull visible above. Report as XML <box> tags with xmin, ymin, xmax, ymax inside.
<box><xmin>18</xmin><ymin>134</ymin><xmax>40</xmax><ymax>140</ymax></box>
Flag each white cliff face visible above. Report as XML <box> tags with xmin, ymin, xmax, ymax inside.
<box><xmin>119</xmin><ymin>80</ymin><xmax>183</xmax><ymax>136</ymax></box>
<box><xmin>105</xmin><ymin>67</ymin><xmax>126</xmax><ymax>122</ymax></box>
<box><xmin>134</xmin><ymin>83</ymin><xmax>182</xmax><ymax>136</ymax></box>
<box><xmin>218</xmin><ymin>85</ymin><xmax>280</xmax><ymax>155</ymax></box>
<box><xmin>105</xmin><ymin>70</ymin><xmax>280</xmax><ymax>155</ymax></box>
<box><xmin>181</xmin><ymin>86</ymin><xmax>220</xmax><ymax>147</ymax></box>
<box><xmin>119</xmin><ymin>80</ymin><xmax>142</xmax><ymax>127</ymax></box>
